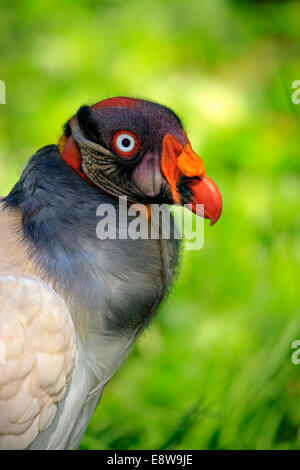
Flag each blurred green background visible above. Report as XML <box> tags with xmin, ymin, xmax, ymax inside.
<box><xmin>0</xmin><ymin>0</ymin><xmax>300</xmax><ymax>450</ymax></box>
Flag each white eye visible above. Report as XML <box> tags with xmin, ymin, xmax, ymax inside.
<box><xmin>115</xmin><ymin>133</ymin><xmax>135</xmax><ymax>152</ymax></box>
<box><xmin>113</xmin><ymin>131</ymin><xmax>139</xmax><ymax>157</ymax></box>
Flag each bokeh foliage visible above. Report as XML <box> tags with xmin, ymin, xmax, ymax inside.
<box><xmin>0</xmin><ymin>0</ymin><xmax>299</xmax><ymax>450</ymax></box>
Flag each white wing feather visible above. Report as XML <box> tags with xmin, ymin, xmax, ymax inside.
<box><xmin>0</xmin><ymin>276</ymin><xmax>76</xmax><ymax>450</ymax></box>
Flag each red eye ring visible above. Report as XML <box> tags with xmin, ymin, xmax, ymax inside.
<box><xmin>112</xmin><ymin>130</ymin><xmax>140</xmax><ymax>158</ymax></box>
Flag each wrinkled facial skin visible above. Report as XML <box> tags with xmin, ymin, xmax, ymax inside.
<box><xmin>59</xmin><ymin>97</ymin><xmax>222</xmax><ymax>225</ymax></box>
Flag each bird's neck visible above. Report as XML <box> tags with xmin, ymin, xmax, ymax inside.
<box><xmin>4</xmin><ymin>145</ymin><xmax>179</xmax><ymax>343</ymax></box>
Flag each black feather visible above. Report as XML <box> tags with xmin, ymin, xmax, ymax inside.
<box><xmin>76</xmin><ymin>105</ymin><xmax>103</xmax><ymax>145</ymax></box>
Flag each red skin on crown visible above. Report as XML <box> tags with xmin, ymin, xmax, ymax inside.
<box><xmin>91</xmin><ymin>97</ymin><xmax>139</xmax><ymax>110</ymax></box>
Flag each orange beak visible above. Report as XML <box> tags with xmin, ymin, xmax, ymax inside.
<box><xmin>161</xmin><ymin>134</ymin><xmax>222</xmax><ymax>225</ymax></box>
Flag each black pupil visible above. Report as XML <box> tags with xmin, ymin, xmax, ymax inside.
<box><xmin>122</xmin><ymin>138</ymin><xmax>131</xmax><ymax>148</ymax></box>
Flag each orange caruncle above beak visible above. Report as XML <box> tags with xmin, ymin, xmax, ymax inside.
<box><xmin>161</xmin><ymin>134</ymin><xmax>222</xmax><ymax>225</ymax></box>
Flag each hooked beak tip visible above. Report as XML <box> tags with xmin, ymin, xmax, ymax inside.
<box><xmin>192</xmin><ymin>175</ymin><xmax>223</xmax><ymax>226</ymax></box>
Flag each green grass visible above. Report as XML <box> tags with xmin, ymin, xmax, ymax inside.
<box><xmin>0</xmin><ymin>0</ymin><xmax>299</xmax><ymax>450</ymax></box>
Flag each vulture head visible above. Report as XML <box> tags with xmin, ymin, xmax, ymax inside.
<box><xmin>58</xmin><ymin>97</ymin><xmax>222</xmax><ymax>225</ymax></box>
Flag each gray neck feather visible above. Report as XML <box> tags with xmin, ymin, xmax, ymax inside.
<box><xmin>4</xmin><ymin>145</ymin><xmax>180</xmax><ymax>345</ymax></box>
